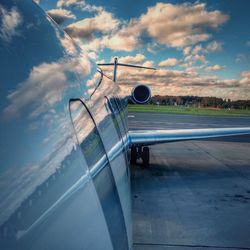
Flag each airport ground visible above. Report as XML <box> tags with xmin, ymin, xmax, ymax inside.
<box><xmin>129</xmin><ymin>113</ymin><xmax>250</xmax><ymax>250</ymax></box>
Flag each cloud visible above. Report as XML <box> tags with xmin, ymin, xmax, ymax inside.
<box><xmin>236</xmin><ymin>53</ymin><xmax>247</xmax><ymax>63</ymax></box>
<box><xmin>185</xmin><ymin>54</ymin><xmax>207</xmax><ymax>64</ymax></box>
<box><xmin>64</xmin><ymin>10</ymin><xmax>120</xmax><ymax>39</ymax></box>
<box><xmin>61</xmin><ymin>2</ymin><xmax>228</xmax><ymax>53</ymax></box>
<box><xmin>0</xmin><ymin>4</ymin><xmax>22</xmax><ymax>42</ymax></box>
<box><xmin>181</xmin><ymin>41</ymin><xmax>223</xmax><ymax>68</ymax></box>
<box><xmin>4</xmin><ymin>57</ymin><xmax>91</xmax><ymax>119</ymax></box>
<box><xmin>70</xmin><ymin>36</ymin><xmax>138</xmax><ymax>54</ymax></box>
<box><xmin>159</xmin><ymin>58</ymin><xmax>178</xmax><ymax>67</ymax></box>
<box><xmin>98</xmin><ymin>61</ymin><xmax>249</xmax><ymax>100</ymax></box>
<box><xmin>57</xmin><ymin>0</ymin><xmax>103</xmax><ymax>13</ymax></box>
<box><xmin>86</xmin><ymin>72</ymin><xmax>101</xmax><ymax>87</ymax></box>
<box><xmin>205</xmin><ymin>64</ymin><xmax>226</xmax><ymax>72</ymax></box>
<box><xmin>101</xmin><ymin>31</ymin><xmax>140</xmax><ymax>52</ymax></box>
<box><xmin>80</xmin><ymin>4</ymin><xmax>103</xmax><ymax>14</ymax></box>
<box><xmin>184</xmin><ymin>40</ymin><xmax>222</xmax><ymax>57</ymax></box>
<box><xmin>147</xmin><ymin>42</ymin><xmax>161</xmax><ymax>54</ymax></box>
<box><xmin>191</xmin><ymin>45</ymin><xmax>203</xmax><ymax>55</ymax></box>
<box><xmin>57</xmin><ymin>0</ymin><xmax>83</xmax><ymax>8</ymax></box>
<box><xmin>132</xmin><ymin>2</ymin><xmax>229</xmax><ymax>48</ymax></box>
<box><xmin>240</xmin><ymin>71</ymin><xmax>250</xmax><ymax>85</ymax></box>
<box><xmin>107</xmin><ymin>2</ymin><xmax>228</xmax><ymax>52</ymax></box>
<box><xmin>58</xmin><ymin>33</ymin><xmax>78</xmax><ymax>56</ymax></box>
<box><xmin>118</xmin><ymin>54</ymin><xmax>145</xmax><ymax>64</ymax></box>
<box><xmin>183</xmin><ymin>46</ymin><xmax>192</xmax><ymax>56</ymax></box>
<box><xmin>47</xmin><ymin>8</ymin><xmax>76</xmax><ymax>25</ymax></box>
<box><xmin>68</xmin><ymin>19</ymin><xmax>140</xmax><ymax>52</ymax></box>
<box><xmin>142</xmin><ymin>60</ymin><xmax>155</xmax><ymax>68</ymax></box>
<box><xmin>241</xmin><ymin>71</ymin><xmax>250</xmax><ymax>78</ymax></box>
<box><xmin>246</xmin><ymin>41</ymin><xmax>250</xmax><ymax>47</ymax></box>
<box><xmin>180</xmin><ymin>41</ymin><xmax>225</xmax><ymax>69</ymax></box>
<box><xmin>206</xmin><ymin>41</ymin><xmax>223</xmax><ymax>53</ymax></box>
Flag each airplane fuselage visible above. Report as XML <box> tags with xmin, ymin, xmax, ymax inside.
<box><xmin>0</xmin><ymin>1</ymin><xmax>131</xmax><ymax>249</ymax></box>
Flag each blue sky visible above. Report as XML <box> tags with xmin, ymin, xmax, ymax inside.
<box><xmin>36</xmin><ymin>0</ymin><xmax>250</xmax><ymax>100</ymax></box>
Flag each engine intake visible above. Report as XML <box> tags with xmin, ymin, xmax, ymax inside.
<box><xmin>131</xmin><ymin>85</ymin><xmax>151</xmax><ymax>104</ymax></box>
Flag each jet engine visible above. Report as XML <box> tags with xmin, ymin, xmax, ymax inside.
<box><xmin>131</xmin><ymin>84</ymin><xmax>151</xmax><ymax>104</ymax></box>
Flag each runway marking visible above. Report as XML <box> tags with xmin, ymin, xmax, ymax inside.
<box><xmin>128</xmin><ymin>115</ymin><xmax>135</xmax><ymax>118</ymax></box>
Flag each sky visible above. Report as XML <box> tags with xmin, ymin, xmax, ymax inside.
<box><xmin>36</xmin><ymin>0</ymin><xmax>250</xmax><ymax>100</ymax></box>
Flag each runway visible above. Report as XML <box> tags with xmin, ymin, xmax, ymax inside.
<box><xmin>129</xmin><ymin>113</ymin><xmax>250</xmax><ymax>250</ymax></box>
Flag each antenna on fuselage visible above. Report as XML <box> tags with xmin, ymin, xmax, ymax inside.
<box><xmin>98</xmin><ymin>57</ymin><xmax>156</xmax><ymax>82</ymax></box>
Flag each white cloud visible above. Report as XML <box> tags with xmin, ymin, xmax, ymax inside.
<box><xmin>57</xmin><ymin>0</ymin><xmax>83</xmax><ymax>8</ymax></box>
<box><xmin>142</xmin><ymin>60</ymin><xmax>155</xmax><ymax>68</ymax></box>
<box><xmin>183</xmin><ymin>46</ymin><xmax>192</xmax><ymax>56</ymax></box>
<box><xmin>101</xmin><ymin>32</ymin><xmax>139</xmax><ymax>52</ymax></box>
<box><xmin>240</xmin><ymin>71</ymin><xmax>250</xmax><ymax>85</ymax></box>
<box><xmin>241</xmin><ymin>71</ymin><xmax>250</xmax><ymax>78</ymax></box>
<box><xmin>4</xmin><ymin>57</ymin><xmax>91</xmax><ymax>119</ymax></box>
<box><xmin>181</xmin><ymin>41</ymin><xmax>224</xmax><ymax>69</ymax></box>
<box><xmin>87</xmin><ymin>51</ymin><xmax>97</xmax><ymax>59</ymax></box>
<box><xmin>118</xmin><ymin>54</ymin><xmax>145</xmax><ymax>64</ymax></box>
<box><xmin>59</xmin><ymin>33</ymin><xmax>78</xmax><ymax>56</ymax></box>
<box><xmin>98</xmin><ymin>61</ymin><xmax>249</xmax><ymax>100</ymax></box>
<box><xmin>71</xmin><ymin>28</ymin><xmax>140</xmax><ymax>53</ymax></box>
<box><xmin>86</xmin><ymin>72</ymin><xmax>100</xmax><ymax>87</ymax></box>
<box><xmin>246</xmin><ymin>41</ymin><xmax>250</xmax><ymax>47</ymax></box>
<box><xmin>64</xmin><ymin>10</ymin><xmax>120</xmax><ymax>39</ymax></box>
<box><xmin>191</xmin><ymin>45</ymin><xmax>203</xmax><ymax>55</ymax></box>
<box><xmin>57</xmin><ymin>0</ymin><xmax>103</xmax><ymax>13</ymax></box>
<box><xmin>47</xmin><ymin>8</ymin><xmax>76</xmax><ymax>24</ymax></box>
<box><xmin>205</xmin><ymin>64</ymin><xmax>225</xmax><ymax>72</ymax></box>
<box><xmin>97</xmin><ymin>59</ymin><xmax>105</xmax><ymax>64</ymax></box>
<box><xmin>132</xmin><ymin>2</ymin><xmax>229</xmax><ymax>48</ymax></box>
<box><xmin>80</xmin><ymin>4</ymin><xmax>103</xmax><ymax>14</ymax></box>
<box><xmin>62</xmin><ymin>2</ymin><xmax>229</xmax><ymax>53</ymax></box>
<box><xmin>147</xmin><ymin>42</ymin><xmax>161</xmax><ymax>54</ymax></box>
<box><xmin>185</xmin><ymin>54</ymin><xmax>207</xmax><ymax>64</ymax></box>
<box><xmin>236</xmin><ymin>53</ymin><xmax>247</xmax><ymax>63</ymax></box>
<box><xmin>183</xmin><ymin>41</ymin><xmax>222</xmax><ymax>58</ymax></box>
<box><xmin>206</xmin><ymin>41</ymin><xmax>223</xmax><ymax>53</ymax></box>
<box><xmin>0</xmin><ymin>4</ymin><xmax>22</xmax><ymax>42</ymax></box>
<box><xmin>159</xmin><ymin>58</ymin><xmax>178</xmax><ymax>67</ymax></box>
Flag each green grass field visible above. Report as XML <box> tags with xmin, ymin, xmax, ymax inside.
<box><xmin>128</xmin><ymin>104</ymin><xmax>250</xmax><ymax>116</ymax></box>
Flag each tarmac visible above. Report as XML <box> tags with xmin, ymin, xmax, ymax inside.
<box><xmin>129</xmin><ymin>113</ymin><xmax>250</xmax><ymax>250</ymax></box>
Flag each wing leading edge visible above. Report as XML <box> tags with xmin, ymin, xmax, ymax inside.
<box><xmin>129</xmin><ymin>127</ymin><xmax>250</xmax><ymax>146</ymax></box>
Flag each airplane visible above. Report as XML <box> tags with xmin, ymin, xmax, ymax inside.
<box><xmin>0</xmin><ymin>1</ymin><xmax>250</xmax><ymax>249</ymax></box>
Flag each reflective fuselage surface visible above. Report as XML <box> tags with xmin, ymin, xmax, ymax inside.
<box><xmin>0</xmin><ymin>1</ymin><xmax>131</xmax><ymax>249</ymax></box>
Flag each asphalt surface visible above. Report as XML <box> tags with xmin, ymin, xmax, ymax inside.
<box><xmin>129</xmin><ymin>113</ymin><xmax>250</xmax><ymax>250</ymax></box>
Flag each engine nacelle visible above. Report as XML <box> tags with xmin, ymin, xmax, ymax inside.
<box><xmin>131</xmin><ymin>84</ymin><xmax>151</xmax><ymax>104</ymax></box>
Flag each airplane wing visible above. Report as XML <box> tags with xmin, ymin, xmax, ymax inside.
<box><xmin>129</xmin><ymin>127</ymin><xmax>250</xmax><ymax>146</ymax></box>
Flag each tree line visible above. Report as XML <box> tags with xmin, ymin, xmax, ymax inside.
<box><xmin>147</xmin><ymin>95</ymin><xmax>250</xmax><ymax>109</ymax></box>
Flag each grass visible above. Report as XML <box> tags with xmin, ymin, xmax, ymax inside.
<box><xmin>128</xmin><ymin>104</ymin><xmax>250</xmax><ymax>116</ymax></box>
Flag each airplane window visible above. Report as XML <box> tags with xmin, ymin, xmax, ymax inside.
<box><xmin>69</xmin><ymin>100</ymin><xmax>108</xmax><ymax>170</ymax></box>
